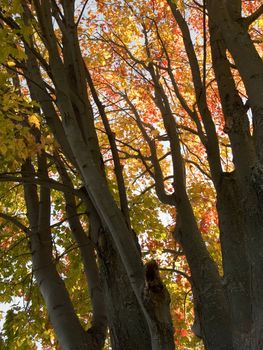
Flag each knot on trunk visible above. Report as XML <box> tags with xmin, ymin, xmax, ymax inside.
<box><xmin>145</xmin><ymin>260</ymin><xmax>165</xmax><ymax>295</ymax></box>
<box><xmin>143</xmin><ymin>260</ymin><xmax>174</xmax><ymax>348</ymax></box>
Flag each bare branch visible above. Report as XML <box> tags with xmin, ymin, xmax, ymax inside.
<box><xmin>244</xmin><ymin>4</ymin><xmax>263</xmax><ymax>27</ymax></box>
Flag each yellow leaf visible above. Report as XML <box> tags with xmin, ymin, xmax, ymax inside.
<box><xmin>28</xmin><ymin>114</ymin><xmax>40</xmax><ymax>128</ymax></box>
<box><xmin>7</xmin><ymin>61</ymin><xmax>16</xmax><ymax>67</ymax></box>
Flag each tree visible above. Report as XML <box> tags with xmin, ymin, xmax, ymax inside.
<box><xmin>0</xmin><ymin>0</ymin><xmax>262</xmax><ymax>349</ymax></box>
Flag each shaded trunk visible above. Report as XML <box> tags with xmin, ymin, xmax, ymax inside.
<box><xmin>176</xmin><ymin>201</ymin><xmax>232</xmax><ymax>350</ymax></box>
<box><xmin>85</xmin><ymin>192</ymin><xmax>174</xmax><ymax>350</ymax></box>
<box><xmin>143</xmin><ymin>260</ymin><xmax>174</xmax><ymax>350</ymax></box>
<box><xmin>209</xmin><ymin>13</ymin><xmax>263</xmax><ymax>348</ymax></box>
<box><xmin>243</xmin><ymin>179</ymin><xmax>263</xmax><ymax>349</ymax></box>
<box><xmin>216</xmin><ymin>174</ymin><xmax>252</xmax><ymax>349</ymax></box>
<box><xmin>209</xmin><ymin>18</ymin><xmax>253</xmax><ymax>348</ymax></box>
<box><xmin>97</xmin><ymin>228</ymin><xmax>152</xmax><ymax>350</ymax></box>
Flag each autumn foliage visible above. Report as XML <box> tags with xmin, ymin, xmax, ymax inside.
<box><xmin>0</xmin><ymin>0</ymin><xmax>262</xmax><ymax>349</ymax></box>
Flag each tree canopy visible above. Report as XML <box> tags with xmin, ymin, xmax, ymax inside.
<box><xmin>0</xmin><ymin>0</ymin><xmax>262</xmax><ymax>349</ymax></box>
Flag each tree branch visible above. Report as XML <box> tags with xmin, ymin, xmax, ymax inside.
<box><xmin>244</xmin><ymin>4</ymin><xmax>263</xmax><ymax>27</ymax></box>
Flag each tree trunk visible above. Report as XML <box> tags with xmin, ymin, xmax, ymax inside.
<box><xmin>85</xmin><ymin>191</ymin><xmax>174</xmax><ymax>350</ymax></box>
<box><xmin>208</xmin><ymin>11</ymin><xmax>263</xmax><ymax>348</ymax></box>
<box><xmin>22</xmin><ymin>158</ymin><xmax>100</xmax><ymax>349</ymax></box>
<box><xmin>206</xmin><ymin>0</ymin><xmax>263</xmax><ymax>162</ymax></box>
<box><xmin>98</xmin><ymin>228</ymin><xmax>152</xmax><ymax>350</ymax></box>
<box><xmin>143</xmin><ymin>260</ymin><xmax>175</xmax><ymax>350</ymax></box>
<box><xmin>216</xmin><ymin>174</ymin><xmax>252</xmax><ymax>349</ymax></box>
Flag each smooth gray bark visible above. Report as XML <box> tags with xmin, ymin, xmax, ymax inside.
<box><xmin>56</xmin><ymin>156</ymin><xmax>107</xmax><ymax>347</ymax></box>
<box><xmin>22</xmin><ymin>158</ymin><xmax>95</xmax><ymax>349</ymax></box>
